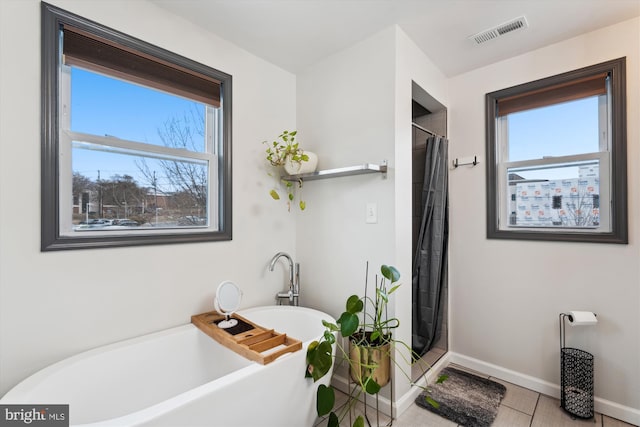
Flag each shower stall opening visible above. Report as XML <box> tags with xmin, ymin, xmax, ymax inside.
<box><xmin>411</xmin><ymin>84</ymin><xmax>449</xmax><ymax>382</ymax></box>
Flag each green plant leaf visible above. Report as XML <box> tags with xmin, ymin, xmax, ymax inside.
<box><xmin>316</xmin><ymin>384</ymin><xmax>335</xmax><ymax>416</ymax></box>
<box><xmin>388</xmin><ymin>284</ymin><xmax>401</xmax><ymax>295</ymax></box>
<box><xmin>305</xmin><ymin>343</ymin><xmax>317</xmax><ymax>378</ymax></box>
<box><xmin>337</xmin><ymin>312</ymin><xmax>359</xmax><ymax>337</ymax></box>
<box><xmin>376</xmin><ymin>288</ymin><xmax>388</xmax><ymax>303</ymax></box>
<box><xmin>381</xmin><ymin>265</ymin><xmax>400</xmax><ymax>282</ymax></box>
<box><xmin>323</xmin><ymin>331</ymin><xmax>336</xmax><ymax>344</ymax></box>
<box><xmin>370</xmin><ymin>331</ymin><xmax>380</xmax><ymax>342</ymax></box>
<box><xmin>300</xmin><ymin>200</ymin><xmax>306</xmax><ymax>210</ymax></box>
<box><xmin>322</xmin><ymin>320</ymin><xmax>339</xmax><ymax>331</ymax></box>
<box><xmin>306</xmin><ymin>340</ymin><xmax>333</xmax><ymax>382</ymax></box>
<box><xmin>346</xmin><ymin>295</ymin><xmax>364</xmax><ymax>314</ymax></box>
<box><xmin>328</xmin><ymin>412</ymin><xmax>339</xmax><ymax>427</ymax></box>
<box><xmin>290</xmin><ymin>130</ymin><xmax>297</xmax><ymax>136</ymax></box>
<box><xmin>436</xmin><ymin>374</ymin><xmax>448</xmax><ymax>384</ymax></box>
<box><xmin>288</xmin><ymin>193</ymin><xmax>294</xmax><ymax>201</ymax></box>
<box><xmin>269</xmin><ymin>190</ymin><xmax>280</xmax><ymax>200</ymax></box>
<box><xmin>353</xmin><ymin>416</ymin><xmax>365</xmax><ymax>427</ymax></box>
<box><xmin>424</xmin><ymin>395</ymin><xmax>440</xmax><ymax>409</ymax></box>
<box><xmin>364</xmin><ymin>376</ymin><xmax>381</xmax><ymax>394</ymax></box>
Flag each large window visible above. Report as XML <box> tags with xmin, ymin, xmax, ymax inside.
<box><xmin>486</xmin><ymin>58</ymin><xmax>627</xmax><ymax>243</ymax></box>
<box><xmin>42</xmin><ymin>3</ymin><xmax>232</xmax><ymax>250</ymax></box>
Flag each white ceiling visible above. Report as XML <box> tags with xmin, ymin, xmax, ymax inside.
<box><xmin>151</xmin><ymin>0</ymin><xmax>640</xmax><ymax>77</ymax></box>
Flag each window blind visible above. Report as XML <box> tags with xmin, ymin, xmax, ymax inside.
<box><xmin>63</xmin><ymin>26</ymin><xmax>221</xmax><ymax>107</ymax></box>
<box><xmin>497</xmin><ymin>72</ymin><xmax>608</xmax><ymax>116</ymax></box>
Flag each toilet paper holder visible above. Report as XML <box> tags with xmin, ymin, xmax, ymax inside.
<box><xmin>559</xmin><ymin>311</ymin><xmax>597</xmax><ymax>347</ymax></box>
<box><xmin>558</xmin><ymin>312</ymin><xmax>597</xmax><ymax>419</ymax></box>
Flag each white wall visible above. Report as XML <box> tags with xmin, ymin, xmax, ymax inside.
<box><xmin>0</xmin><ymin>0</ymin><xmax>298</xmax><ymax>395</ymax></box>
<box><xmin>295</xmin><ymin>26</ymin><xmax>397</xmax><ymax>404</ymax></box>
<box><xmin>393</xmin><ymin>27</ymin><xmax>449</xmax><ymax>405</ymax></box>
<box><xmin>296</xmin><ymin>25</ymin><xmax>449</xmax><ymax>409</ymax></box>
<box><xmin>448</xmin><ymin>17</ymin><xmax>640</xmax><ymax>421</ymax></box>
<box><xmin>295</xmin><ymin>26</ymin><xmax>396</xmax><ymax>317</ymax></box>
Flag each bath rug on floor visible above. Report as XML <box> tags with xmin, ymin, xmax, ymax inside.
<box><xmin>415</xmin><ymin>367</ymin><xmax>507</xmax><ymax>427</ymax></box>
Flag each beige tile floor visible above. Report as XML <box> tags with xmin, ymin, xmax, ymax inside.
<box><xmin>316</xmin><ymin>364</ymin><xmax>638</xmax><ymax>427</ymax></box>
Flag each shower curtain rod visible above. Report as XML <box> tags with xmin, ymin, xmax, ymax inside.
<box><xmin>411</xmin><ymin>122</ymin><xmax>443</xmax><ymax>138</ymax></box>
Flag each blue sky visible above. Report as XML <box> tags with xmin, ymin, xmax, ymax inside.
<box><xmin>507</xmin><ymin>96</ymin><xmax>599</xmax><ymax>162</ymax></box>
<box><xmin>71</xmin><ymin>68</ymin><xmax>204</xmax><ymax>187</ymax></box>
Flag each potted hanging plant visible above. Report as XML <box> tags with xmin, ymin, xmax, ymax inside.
<box><xmin>263</xmin><ymin>130</ymin><xmax>318</xmax><ymax>211</ymax></box>
<box><xmin>305</xmin><ymin>264</ymin><xmax>446</xmax><ymax>427</ymax></box>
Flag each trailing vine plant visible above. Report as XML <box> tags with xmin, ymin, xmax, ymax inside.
<box><xmin>263</xmin><ymin>130</ymin><xmax>308</xmax><ymax>211</ymax></box>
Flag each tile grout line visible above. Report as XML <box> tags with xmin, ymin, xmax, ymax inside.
<box><xmin>529</xmin><ymin>393</ymin><xmax>541</xmax><ymax>427</ymax></box>
<box><xmin>500</xmin><ymin>401</ymin><xmax>537</xmax><ymax>418</ymax></box>
<box><xmin>489</xmin><ymin>374</ymin><xmax>540</xmax><ymax>424</ymax></box>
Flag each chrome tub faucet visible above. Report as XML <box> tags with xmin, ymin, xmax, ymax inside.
<box><xmin>268</xmin><ymin>252</ymin><xmax>299</xmax><ymax>306</ymax></box>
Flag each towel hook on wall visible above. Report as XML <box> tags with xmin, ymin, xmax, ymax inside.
<box><xmin>453</xmin><ymin>156</ymin><xmax>479</xmax><ymax>168</ymax></box>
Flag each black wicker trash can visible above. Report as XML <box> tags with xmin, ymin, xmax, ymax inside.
<box><xmin>560</xmin><ymin>347</ymin><xmax>594</xmax><ymax>419</ymax></box>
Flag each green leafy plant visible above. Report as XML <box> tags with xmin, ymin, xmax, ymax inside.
<box><xmin>305</xmin><ymin>264</ymin><xmax>446</xmax><ymax>427</ymax></box>
<box><xmin>263</xmin><ymin>130</ymin><xmax>309</xmax><ymax>211</ymax></box>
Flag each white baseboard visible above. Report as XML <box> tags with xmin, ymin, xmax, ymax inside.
<box><xmin>332</xmin><ymin>351</ymin><xmax>640</xmax><ymax>425</ymax></box>
<box><xmin>447</xmin><ymin>352</ymin><xmax>640</xmax><ymax>426</ymax></box>
<box><xmin>331</xmin><ymin>374</ymin><xmax>395</xmax><ymax>416</ymax></box>
<box><xmin>330</xmin><ymin>351</ymin><xmax>452</xmax><ymax>419</ymax></box>
<box><xmin>394</xmin><ymin>351</ymin><xmax>452</xmax><ymax>417</ymax></box>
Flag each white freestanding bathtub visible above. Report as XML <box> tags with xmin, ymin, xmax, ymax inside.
<box><xmin>1</xmin><ymin>306</ymin><xmax>335</xmax><ymax>427</ymax></box>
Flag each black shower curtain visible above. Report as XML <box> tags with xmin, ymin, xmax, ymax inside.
<box><xmin>412</xmin><ymin>135</ymin><xmax>448</xmax><ymax>357</ymax></box>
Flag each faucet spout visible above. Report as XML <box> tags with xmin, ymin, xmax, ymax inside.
<box><xmin>268</xmin><ymin>252</ymin><xmax>298</xmax><ymax>305</ymax></box>
<box><xmin>269</xmin><ymin>252</ymin><xmax>294</xmax><ymax>287</ymax></box>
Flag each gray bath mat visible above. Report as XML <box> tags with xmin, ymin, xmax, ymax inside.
<box><xmin>415</xmin><ymin>367</ymin><xmax>507</xmax><ymax>427</ymax></box>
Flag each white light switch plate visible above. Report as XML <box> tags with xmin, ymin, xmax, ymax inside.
<box><xmin>366</xmin><ymin>202</ymin><xmax>377</xmax><ymax>224</ymax></box>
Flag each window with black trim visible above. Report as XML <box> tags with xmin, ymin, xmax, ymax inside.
<box><xmin>486</xmin><ymin>58</ymin><xmax>627</xmax><ymax>243</ymax></box>
<box><xmin>42</xmin><ymin>3</ymin><xmax>232</xmax><ymax>251</ymax></box>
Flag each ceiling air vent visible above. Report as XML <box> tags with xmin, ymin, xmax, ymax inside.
<box><xmin>469</xmin><ymin>16</ymin><xmax>529</xmax><ymax>45</ymax></box>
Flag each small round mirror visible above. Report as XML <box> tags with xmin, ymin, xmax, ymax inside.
<box><xmin>215</xmin><ymin>281</ymin><xmax>242</xmax><ymax>329</ymax></box>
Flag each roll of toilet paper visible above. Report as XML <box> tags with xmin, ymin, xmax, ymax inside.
<box><xmin>567</xmin><ymin>311</ymin><xmax>597</xmax><ymax>326</ymax></box>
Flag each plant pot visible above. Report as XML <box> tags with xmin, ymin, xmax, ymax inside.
<box><xmin>349</xmin><ymin>333</ymin><xmax>391</xmax><ymax>387</ymax></box>
<box><xmin>284</xmin><ymin>151</ymin><xmax>318</xmax><ymax>175</ymax></box>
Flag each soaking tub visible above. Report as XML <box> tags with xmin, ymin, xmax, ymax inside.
<box><xmin>1</xmin><ymin>306</ymin><xmax>335</xmax><ymax>427</ymax></box>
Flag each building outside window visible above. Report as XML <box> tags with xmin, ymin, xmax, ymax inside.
<box><xmin>486</xmin><ymin>58</ymin><xmax>627</xmax><ymax>243</ymax></box>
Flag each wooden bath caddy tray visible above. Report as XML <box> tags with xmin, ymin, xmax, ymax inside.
<box><xmin>191</xmin><ymin>311</ymin><xmax>302</xmax><ymax>365</ymax></box>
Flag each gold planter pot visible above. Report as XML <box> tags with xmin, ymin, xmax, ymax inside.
<box><xmin>349</xmin><ymin>338</ymin><xmax>391</xmax><ymax>387</ymax></box>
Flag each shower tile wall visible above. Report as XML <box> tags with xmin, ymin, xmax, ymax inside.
<box><xmin>413</xmin><ymin>126</ymin><xmax>428</xmax><ymax>256</ymax></box>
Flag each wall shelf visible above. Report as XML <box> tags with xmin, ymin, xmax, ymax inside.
<box><xmin>281</xmin><ymin>161</ymin><xmax>387</xmax><ymax>182</ymax></box>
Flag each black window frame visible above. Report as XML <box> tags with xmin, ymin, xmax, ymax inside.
<box><xmin>485</xmin><ymin>58</ymin><xmax>627</xmax><ymax>244</ymax></box>
<box><xmin>41</xmin><ymin>3</ymin><xmax>232</xmax><ymax>251</ymax></box>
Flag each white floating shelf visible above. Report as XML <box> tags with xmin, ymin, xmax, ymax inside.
<box><xmin>281</xmin><ymin>161</ymin><xmax>387</xmax><ymax>182</ymax></box>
